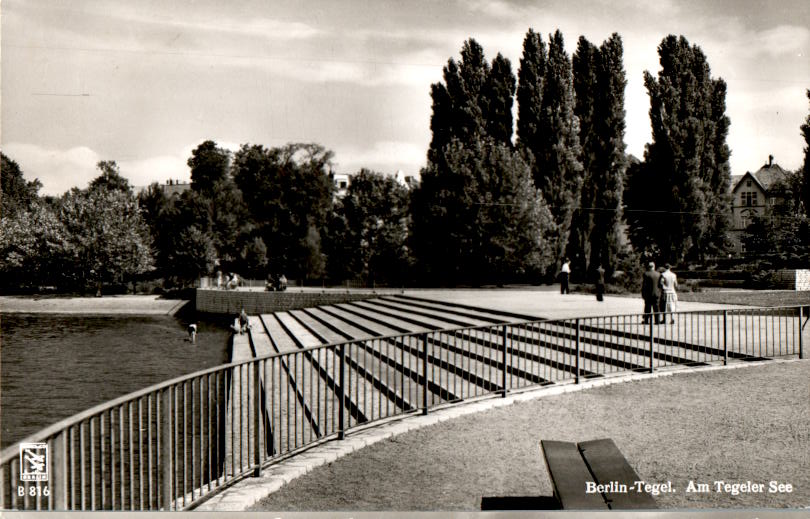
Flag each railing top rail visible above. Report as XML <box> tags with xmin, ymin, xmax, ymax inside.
<box><xmin>3</xmin><ymin>303</ymin><xmax>805</xmax><ymax>464</ymax></box>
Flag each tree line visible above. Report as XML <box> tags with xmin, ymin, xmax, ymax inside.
<box><xmin>2</xmin><ymin>29</ymin><xmax>810</xmax><ymax>292</ymax></box>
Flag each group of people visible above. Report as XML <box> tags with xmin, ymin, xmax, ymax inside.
<box><xmin>215</xmin><ymin>271</ymin><xmax>241</xmax><ymax>290</ymax></box>
<box><xmin>559</xmin><ymin>258</ymin><xmax>606</xmax><ymax>301</ymax></box>
<box><xmin>641</xmin><ymin>261</ymin><xmax>679</xmax><ymax>324</ymax></box>
<box><xmin>560</xmin><ymin>257</ymin><xmax>679</xmax><ymax>323</ymax></box>
<box><xmin>265</xmin><ymin>273</ymin><xmax>288</xmax><ymax>292</ymax></box>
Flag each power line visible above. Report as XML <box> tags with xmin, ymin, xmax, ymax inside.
<box><xmin>472</xmin><ymin>202</ymin><xmax>790</xmax><ymax>218</ymax></box>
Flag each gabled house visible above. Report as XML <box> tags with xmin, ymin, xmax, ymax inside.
<box><xmin>728</xmin><ymin>155</ymin><xmax>791</xmax><ymax>254</ymax></box>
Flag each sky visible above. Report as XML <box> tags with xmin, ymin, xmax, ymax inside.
<box><xmin>2</xmin><ymin>0</ymin><xmax>809</xmax><ymax>195</ymax></box>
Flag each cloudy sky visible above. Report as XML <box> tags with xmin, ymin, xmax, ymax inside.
<box><xmin>3</xmin><ymin>0</ymin><xmax>809</xmax><ymax>195</ymax></box>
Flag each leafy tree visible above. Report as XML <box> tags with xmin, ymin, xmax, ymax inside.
<box><xmin>239</xmin><ymin>236</ymin><xmax>268</xmax><ymax>279</ymax></box>
<box><xmin>90</xmin><ymin>161</ymin><xmax>131</xmax><ymax>193</ymax></box>
<box><xmin>0</xmin><ymin>201</ymin><xmax>66</xmax><ymax>287</ymax></box>
<box><xmin>136</xmin><ymin>183</ymin><xmax>169</xmax><ymax>248</ymax></box>
<box><xmin>633</xmin><ymin>35</ymin><xmax>732</xmax><ymax>262</ymax></box>
<box><xmin>323</xmin><ymin>199</ymin><xmax>354</xmax><ymax>283</ymax></box>
<box><xmin>188</xmin><ymin>140</ymin><xmax>231</xmax><ymax>195</ymax></box>
<box><xmin>1</xmin><ymin>152</ymin><xmax>42</xmax><ymax>216</ymax></box>
<box><xmin>167</xmin><ymin>225</ymin><xmax>218</xmax><ymax>287</ymax></box>
<box><xmin>336</xmin><ymin>170</ymin><xmax>412</xmax><ymax>286</ymax></box>
<box><xmin>801</xmin><ymin>89</ymin><xmax>810</xmax><ymax>217</ymax></box>
<box><xmin>535</xmin><ymin>30</ymin><xmax>583</xmax><ymax>268</ymax></box>
<box><xmin>232</xmin><ymin>143</ymin><xmax>334</xmax><ymax>280</ymax></box>
<box><xmin>412</xmin><ymin>138</ymin><xmax>555</xmax><ymax>285</ymax></box>
<box><xmin>184</xmin><ymin>140</ymin><xmax>252</xmax><ymax>273</ymax></box>
<box><xmin>57</xmin><ymin>188</ymin><xmax>153</xmax><ymax>293</ymax></box>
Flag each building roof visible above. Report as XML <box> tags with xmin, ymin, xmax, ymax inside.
<box><xmin>731</xmin><ymin>158</ymin><xmax>790</xmax><ymax>193</ymax></box>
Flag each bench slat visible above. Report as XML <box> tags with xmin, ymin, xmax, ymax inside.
<box><xmin>540</xmin><ymin>440</ymin><xmax>609</xmax><ymax>510</ymax></box>
<box><xmin>578</xmin><ymin>438</ymin><xmax>658</xmax><ymax>509</ymax></box>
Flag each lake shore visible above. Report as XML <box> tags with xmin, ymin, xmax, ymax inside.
<box><xmin>0</xmin><ymin>294</ymin><xmax>188</xmax><ymax>315</ymax></box>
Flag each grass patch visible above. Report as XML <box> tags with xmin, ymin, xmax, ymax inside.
<box><xmin>677</xmin><ymin>290</ymin><xmax>810</xmax><ymax>307</ymax></box>
<box><xmin>251</xmin><ymin>361</ymin><xmax>810</xmax><ymax>511</ymax></box>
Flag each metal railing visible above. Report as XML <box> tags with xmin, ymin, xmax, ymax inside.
<box><xmin>2</xmin><ymin>305</ymin><xmax>806</xmax><ymax>511</ymax></box>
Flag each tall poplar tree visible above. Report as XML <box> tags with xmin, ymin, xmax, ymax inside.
<box><xmin>588</xmin><ymin>33</ymin><xmax>627</xmax><ymax>274</ymax></box>
<box><xmin>535</xmin><ymin>30</ymin><xmax>583</xmax><ymax>267</ymax></box>
<box><xmin>566</xmin><ymin>36</ymin><xmax>600</xmax><ymax>275</ymax></box>
<box><xmin>483</xmin><ymin>53</ymin><xmax>517</xmax><ymax>147</ymax></box>
<box><xmin>632</xmin><ymin>35</ymin><xmax>732</xmax><ymax>262</ymax></box>
<box><xmin>516</xmin><ymin>29</ymin><xmax>546</xmax><ymax>165</ymax></box>
<box><xmin>801</xmin><ymin>89</ymin><xmax>810</xmax><ymax>217</ymax></box>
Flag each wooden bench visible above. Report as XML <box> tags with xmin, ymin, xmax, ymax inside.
<box><xmin>540</xmin><ymin>438</ymin><xmax>658</xmax><ymax>510</ymax></box>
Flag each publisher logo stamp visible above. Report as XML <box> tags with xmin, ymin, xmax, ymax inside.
<box><xmin>20</xmin><ymin>443</ymin><xmax>48</xmax><ymax>482</ymax></box>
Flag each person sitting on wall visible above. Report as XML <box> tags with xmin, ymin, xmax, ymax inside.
<box><xmin>265</xmin><ymin>273</ymin><xmax>277</xmax><ymax>291</ymax></box>
<box><xmin>226</xmin><ymin>273</ymin><xmax>239</xmax><ymax>290</ymax></box>
<box><xmin>239</xmin><ymin>308</ymin><xmax>250</xmax><ymax>334</ymax></box>
<box><xmin>277</xmin><ymin>274</ymin><xmax>287</xmax><ymax>291</ymax></box>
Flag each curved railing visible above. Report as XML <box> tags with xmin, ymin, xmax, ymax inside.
<box><xmin>2</xmin><ymin>305</ymin><xmax>806</xmax><ymax>511</ymax></box>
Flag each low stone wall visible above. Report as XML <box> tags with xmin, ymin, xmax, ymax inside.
<box><xmin>773</xmin><ymin>269</ymin><xmax>810</xmax><ymax>291</ymax></box>
<box><xmin>196</xmin><ymin>288</ymin><xmax>378</xmax><ymax>314</ymax></box>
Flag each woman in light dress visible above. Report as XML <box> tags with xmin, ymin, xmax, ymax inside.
<box><xmin>659</xmin><ymin>264</ymin><xmax>678</xmax><ymax>324</ymax></box>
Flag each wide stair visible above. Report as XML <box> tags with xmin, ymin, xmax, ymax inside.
<box><xmin>233</xmin><ymin>294</ymin><xmax>782</xmax><ymax>459</ymax></box>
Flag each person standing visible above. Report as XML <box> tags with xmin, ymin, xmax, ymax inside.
<box><xmin>659</xmin><ymin>263</ymin><xmax>679</xmax><ymax>324</ymax></box>
<box><xmin>560</xmin><ymin>258</ymin><xmax>571</xmax><ymax>295</ymax></box>
<box><xmin>595</xmin><ymin>265</ymin><xmax>605</xmax><ymax>302</ymax></box>
<box><xmin>187</xmin><ymin>323</ymin><xmax>197</xmax><ymax>344</ymax></box>
<box><xmin>641</xmin><ymin>262</ymin><xmax>662</xmax><ymax>324</ymax></box>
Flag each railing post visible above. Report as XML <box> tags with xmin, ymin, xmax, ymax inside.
<box><xmin>52</xmin><ymin>430</ymin><xmax>69</xmax><ymax>510</ymax></box>
<box><xmin>799</xmin><ymin>306</ymin><xmax>804</xmax><ymax>359</ymax></box>
<box><xmin>159</xmin><ymin>388</ymin><xmax>173</xmax><ymax>511</ymax></box>
<box><xmin>501</xmin><ymin>325</ymin><xmax>508</xmax><ymax>397</ymax></box>
<box><xmin>648</xmin><ymin>317</ymin><xmax>655</xmax><ymax>373</ymax></box>
<box><xmin>422</xmin><ymin>333</ymin><xmax>429</xmax><ymax>415</ymax></box>
<box><xmin>575</xmin><ymin>319</ymin><xmax>581</xmax><ymax>384</ymax></box>
<box><xmin>252</xmin><ymin>362</ymin><xmax>262</xmax><ymax>477</ymax></box>
<box><xmin>338</xmin><ymin>344</ymin><xmax>346</xmax><ymax>440</ymax></box>
<box><xmin>723</xmin><ymin>310</ymin><xmax>728</xmax><ymax>366</ymax></box>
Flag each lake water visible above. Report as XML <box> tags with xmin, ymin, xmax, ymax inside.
<box><xmin>1</xmin><ymin>313</ymin><xmax>231</xmax><ymax>449</ymax></box>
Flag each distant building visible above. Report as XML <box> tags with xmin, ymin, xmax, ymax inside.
<box><xmin>160</xmin><ymin>179</ymin><xmax>191</xmax><ymax>197</ymax></box>
<box><xmin>330</xmin><ymin>170</ymin><xmax>420</xmax><ymax>199</ymax></box>
<box><xmin>394</xmin><ymin>170</ymin><xmax>420</xmax><ymax>188</ymax></box>
<box><xmin>728</xmin><ymin>155</ymin><xmax>791</xmax><ymax>254</ymax></box>
<box><xmin>332</xmin><ymin>172</ymin><xmax>351</xmax><ymax>199</ymax></box>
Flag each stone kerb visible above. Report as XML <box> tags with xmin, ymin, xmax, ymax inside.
<box><xmin>195</xmin><ymin>289</ymin><xmax>378</xmax><ymax>314</ymax></box>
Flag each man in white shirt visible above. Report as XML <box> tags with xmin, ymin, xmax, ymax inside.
<box><xmin>560</xmin><ymin>258</ymin><xmax>571</xmax><ymax>294</ymax></box>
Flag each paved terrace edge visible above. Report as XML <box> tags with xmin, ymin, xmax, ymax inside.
<box><xmin>195</xmin><ymin>358</ymin><xmax>804</xmax><ymax>512</ymax></box>
<box><xmin>0</xmin><ymin>295</ymin><xmax>188</xmax><ymax>315</ymax></box>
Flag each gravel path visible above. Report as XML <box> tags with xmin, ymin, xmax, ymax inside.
<box><xmin>252</xmin><ymin>360</ymin><xmax>810</xmax><ymax>511</ymax></box>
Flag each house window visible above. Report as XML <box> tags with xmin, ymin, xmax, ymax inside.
<box><xmin>339</xmin><ymin>181</ymin><xmax>347</xmax><ymax>189</ymax></box>
<box><xmin>741</xmin><ymin>191</ymin><xmax>757</xmax><ymax>206</ymax></box>
<box><xmin>770</xmin><ymin>197</ymin><xmax>777</xmax><ymax>206</ymax></box>
<box><xmin>746</xmin><ymin>180</ymin><xmax>752</xmax><ymax>187</ymax></box>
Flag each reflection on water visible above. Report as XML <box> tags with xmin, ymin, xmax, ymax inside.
<box><xmin>1</xmin><ymin>313</ymin><xmax>230</xmax><ymax>449</ymax></box>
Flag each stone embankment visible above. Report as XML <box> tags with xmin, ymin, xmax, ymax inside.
<box><xmin>0</xmin><ymin>295</ymin><xmax>187</xmax><ymax>315</ymax></box>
